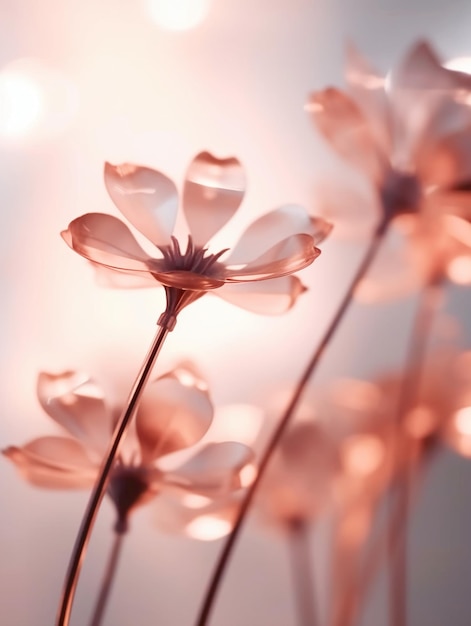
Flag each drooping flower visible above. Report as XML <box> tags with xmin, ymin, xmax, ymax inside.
<box><xmin>3</xmin><ymin>368</ymin><xmax>253</xmax><ymax>533</ymax></box>
<box><xmin>307</xmin><ymin>41</ymin><xmax>471</xmax><ymax>298</ymax></box>
<box><xmin>62</xmin><ymin>153</ymin><xmax>331</xmax><ymax>319</ymax></box>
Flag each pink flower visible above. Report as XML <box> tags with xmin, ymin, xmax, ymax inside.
<box><xmin>62</xmin><ymin>152</ymin><xmax>331</xmax><ymax>316</ymax></box>
<box><xmin>307</xmin><ymin>42</ymin><xmax>471</xmax><ymax>297</ymax></box>
<box><xmin>3</xmin><ymin>368</ymin><xmax>253</xmax><ymax>532</ymax></box>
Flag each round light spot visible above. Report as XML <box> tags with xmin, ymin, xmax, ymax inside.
<box><xmin>147</xmin><ymin>0</ymin><xmax>211</xmax><ymax>31</ymax></box>
<box><xmin>186</xmin><ymin>515</ymin><xmax>232</xmax><ymax>541</ymax></box>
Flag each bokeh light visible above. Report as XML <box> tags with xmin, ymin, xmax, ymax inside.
<box><xmin>146</xmin><ymin>0</ymin><xmax>211</xmax><ymax>31</ymax></box>
<box><xmin>186</xmin><ymin>515</ymin><xmax>232</xmax><ymax>540</ymax></box>
<box><xmin>0</xmin><ymin>58</ymin><xmax>78</xmax><ymax>141</ymax></box>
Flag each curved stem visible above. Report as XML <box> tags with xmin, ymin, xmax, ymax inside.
<box><xmin>195</xmin><ymin>220</ymin><xmax>389</xmax><ymax>626</ymax></box>
<box><xmin>56</xmin><ymin>323</ymin><xmax>171</xmax><ymax>626</ymax></box>
<box><xmin>288</xmin><ymin>521</ymin><xmax>319</xmax><ymax>626</ymax></box>
<box><xmin>388</xmin><ymin>279</ymin><xmax>442</xmax><ymax>626</ymax></box>
<box><xmin>89</xmin><ymin>531</ymin><xmax>125</xmax><ymax>626</ymax></box>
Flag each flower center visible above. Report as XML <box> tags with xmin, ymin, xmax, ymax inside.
<box><xmin>108</xmin><ymin>465</ymin><xmax>152</xmax><ymax>533</ymax></box>
<box><xmin>380</xmin><ymin>168</ymin><xmax>422</xmax><ymax>221</ymax></box>
<box><xmin>157</xmin><ymin>235</ymin><xmax>228</xmax><ymax>275</ymax></box>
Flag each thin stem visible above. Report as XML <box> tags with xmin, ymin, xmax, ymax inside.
<box><xmin>56</xmin><ymin>323</ymin><xmax>171</xmax><ymax>626</ymax></box>
<box><xmin>388</xmin><ymin>280</ymin><xmax>442</xmax><ymax>626</ymax></box>
<box><xmin>89</xmin><ymin>531</ymin><xmax>125</xmax><ymax>626</ymax></box>
<box><xmin>195</xmin><ymin>220</ymin><xmax>389</xmax><ymax>626</ymax></box>
<box><xmin>288</xmin><ymin>521</ymin><xmax>319</xmax><ymax>626</ymax></box>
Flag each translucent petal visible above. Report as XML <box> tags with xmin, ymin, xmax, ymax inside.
<box><xmin>416</xmin><ymin>125</ymin><xmax>471</xmax><ymax>188</ymax></box>
<box><xmin>354</xmin><ymin>226</ymin><xmax>427</xmax><ymax>302</ymax></box>
<box><xmin>104</xmin><ymin>162</ymin><xmax>178</xmax><ymax>246</ymax></box>
<box><xmin>62</xmin><ymin>213</ymin><xmax>155</xmax><ymax>273</ymax></box>
<box><xmin>3</xmin><ymin>437</ymin><xmax>97</xmax><ymax>489</ymax></box>
<box><xmin>215</xmin><ymin>276</ymin><xmax>307</xmax><ymax>315</ymax></box>
<box><xmin>390</xmin><ymin>41</ymin><xmax>471</xmax><ymax>92</ymax></box>
<box><xmin>153</xmin><ymin>492</ymin><xmax>239</xmax><ymax>540</ymax></box>
<box><xmin>37</xmin><ymin>371</ymin><xmax>113</xmax><ymax>455</ymax></box>
<box><xmin>227</xmin><ymin>205</ymin><xmax>331</xmax><ymax>265</ymax></box>
<box><xmin>388</xmin><ymin>42</ymin><xmax>471</xmax><ymax>165</ymax></box>
<box><xmin>224</xmin><ymin>234</ymin><xmax>320</xmax><ymax>282</ymax></box>
<box><xmin>91</xmin><ymin>263</ymin><xmax>159</xmax><ymax>289</ymax></box>
<box><xmin>163</xmin><ymin>442</ymin><xmax>253</xmax><ymax>496</ymax></box>
<box><xmin>136</xmin><ymin>375</ymin><xmax>213</xmax><ymax>464</ymax></box>
<box><xmin>182</xmin><ymin>152</ymin><xmax>246</xmax><ymax>246</ymax></box>
<box><xmin>306</xmin><ymin>88</ymin><xmax>384</xmax><ymax>181</ymax></box>
<box><xmin>345</xmin><ymin>42</ymin><xmax>392</xmax><ymax>154</ymax></box>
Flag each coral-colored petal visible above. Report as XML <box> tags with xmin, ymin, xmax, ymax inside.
<box><xmin>163</xmin><ymin>442</ymin><xmax>253</xmax><ymax>496</ymax></box>
<box><xmin>90</xmin><ymin>263</ymin><xmax>159</xmax><ymax>289</ymax></box>
<box><xmin>136</xmin><ymin>374</ymin><xmax>213</xmax><ymax>464</ymax></box>
<box><xmin>228</xmin><ymin>205</ymin><xmax>331</xmax><ymax>265</ymax></box>
<box><xmin>354</xmin><ymin>224</ymin><xmax>427</xmax><ymax>302</ymax></box>
<box><xmin>416</xmin><ymin>123</ymin><xmax>471</xmax><ymax>188</ymax></box>
<box><xmin>3</xmin><ymin>437</ymin><xmax>97</xmax><ymax>489</ymax></box>
<box><xmin>153</xmin><ymin>492</ymin><xmax>239</xmax><ymax>540</ymax></box>
<box><xmin>306</xmin><ymin>87</ymin><xmax>384</xmax><ymax>181</ymax></box>
<box><xmin>104</xmin><ymin>162</ymin><xmax>178</xmax><ymax>246</ymax></box>
<box><xmin>182</xmin><ymin>152</ymin><xmax>246</xmax><ymax>246</ymax></box>
<box><xmin>62</xmin><ymin>213</ymin><xmax>156</xmax><ymax>273</ymax></box>
<box><xmin>225</xmin><ymin>234</ymin><xmax>320</xmax><ymax>282</ymax></box>
<box><xmin>215</xmin><ymin>276</ymin><xmax>307</xmax><ymax>314</ymax></box>
<box><xmin>37</xmin><ymin>371</ymin><xmax>113</xmax><ymax>456</ymax></box>
<box><xmin>345</xmin><ymin>42</ymin><xmax>392</xmax><ymax>154</ymax></box>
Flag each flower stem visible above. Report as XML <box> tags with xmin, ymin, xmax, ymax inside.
<box><xmin>388</xmin><ymin>279</ymin><xmax>442</xmax><ymax>626</ymax></box>
<box><xmin>288</xmin><ymin>521</ymin><xmax>319</xmax><ymax>626</ymax></box>
<box><xmin>56</xmin><ymin>322</ymin><xmax>171</xmax><ymax>626</ymax></box>
<box><xmin>195</xmin><ymin>220</ymin><xmax>389</xmax><ymax>626</ymax></box>
<box><xmin>89</xmin><ymin>531</ymin><xmax>125</xmax><ymax>626</ymax></box>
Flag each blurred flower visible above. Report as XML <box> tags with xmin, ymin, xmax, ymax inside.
<box><xmin>257</xmin><ymin>422</ymin><xmax>340</xmax><ymax>530</ymax></box>
<box><xmin>3</xmin><ymin>368</ymin><xmax>253</xmax><ymax>533</ymax></box>
<box><xmin>307</xmin><ymin>42</ymin><xmax>471</xmax><ymax>298</ymax></box>
<box><xmin>62</xmin><ymin>152</ymin><xmax>332</xmax><ymax>318</ymax></box>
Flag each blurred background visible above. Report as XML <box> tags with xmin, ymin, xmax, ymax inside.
<box><xmin>2</xmin><ymin>0</ymin><xmax>471</xmax><ymax>624</ymax></box>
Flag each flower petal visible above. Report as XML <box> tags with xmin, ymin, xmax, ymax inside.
<box><xmin>388</xmin><ymin>42</ymin><xmax>471</xmax><ymax>166</ymax></box>
<box><xmin>37</xmin><ymin>371</ymin><xmax>113</xmax><ymax>456</ymax></box>
<box><xmin>215</xmin><ymin>276</ymin><xmax>307</xmax><ymax>314</ymax></box>
<box><xmin>90</xmin><ymin>263</ymin><xmax>159</xmax><ymax>289</ymax></box>
<box><xmin>225</xmin><ymin>234</ymin><xmax>320</xmax><ymax>282</ymax></box>
<box><xmin>417</xmin><ymin>129</ymin><xmax>471</xmax><ymax>188</ymax></box>
<box><xmin>345</xmin><ymin>42</ymin><xmax>392</xmax><ymax>155</ymax></box>
<box><xmin>153</xmin><ymin>492</ymin><xmax>240</xmax><ymax>540</ymax></box>
<box><xmin>104</xmin><ymin>162</ymin><xmax>178</xmax><ymax>246</ymax></box>
<box><xmin>136</xmin><ymin>374</ymin><xmax>213</xmax><ymax>463</ymax></box>
<box><xmin>227</xmin><ymin>205</ymin><xmax>331</xmax><ymax>265</ymax></box>
<box><xmin>163</xmin><ymin>442</ymin><xmax>254</xmax><ymax>496</ymax></box>
<box><xmin>182</xmin><ymin>152</ymin><xmax>246</xmax><ymax>246</ymax></box>
<box><xmin>306</xmin><ymin>87</ymin><xmax>384</xmax><ymax>181</ymax></box>
<box><xmin>3</xmin><ymin>437</ymin><xmax>97</xmax><ymax>489</ymax></box>
<box><xmin>62</xmin><ymin>213</ymin><xmax>155</xmax><ymax>273</ymax></box>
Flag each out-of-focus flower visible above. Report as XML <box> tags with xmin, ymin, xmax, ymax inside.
<box><xmin>62</xmin><ymin>153</ymin><xmax>332</xmax><ymax>318</ymax></box>
<box><xmin>3</xmin><ymin>368</ymin><xmax>253</xmax><ymax>532</ymax></box>
<box><xmin>257</xmin><ymin>422</ymin><xmax>340</xmax><ymax>530</ymax></box>
<box><xmin>307</xmin><ymin>42</ymin><xmax>471</xmax><ymax>299</ymax></box>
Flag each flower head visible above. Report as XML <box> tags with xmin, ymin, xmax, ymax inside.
<box><xmin>308</xmin><ymin>41</ymin><xmax>471</xmax><ymax>297</ymax></box>
<box><xmin>62</xmin><ymin>152</ymin><xmax>331</xmax><ymax>319</ymax></box>
<box><xmin>3</xmin><ymin>367</ymin><xmax>253</xmax><ymax>533</ymax></box>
